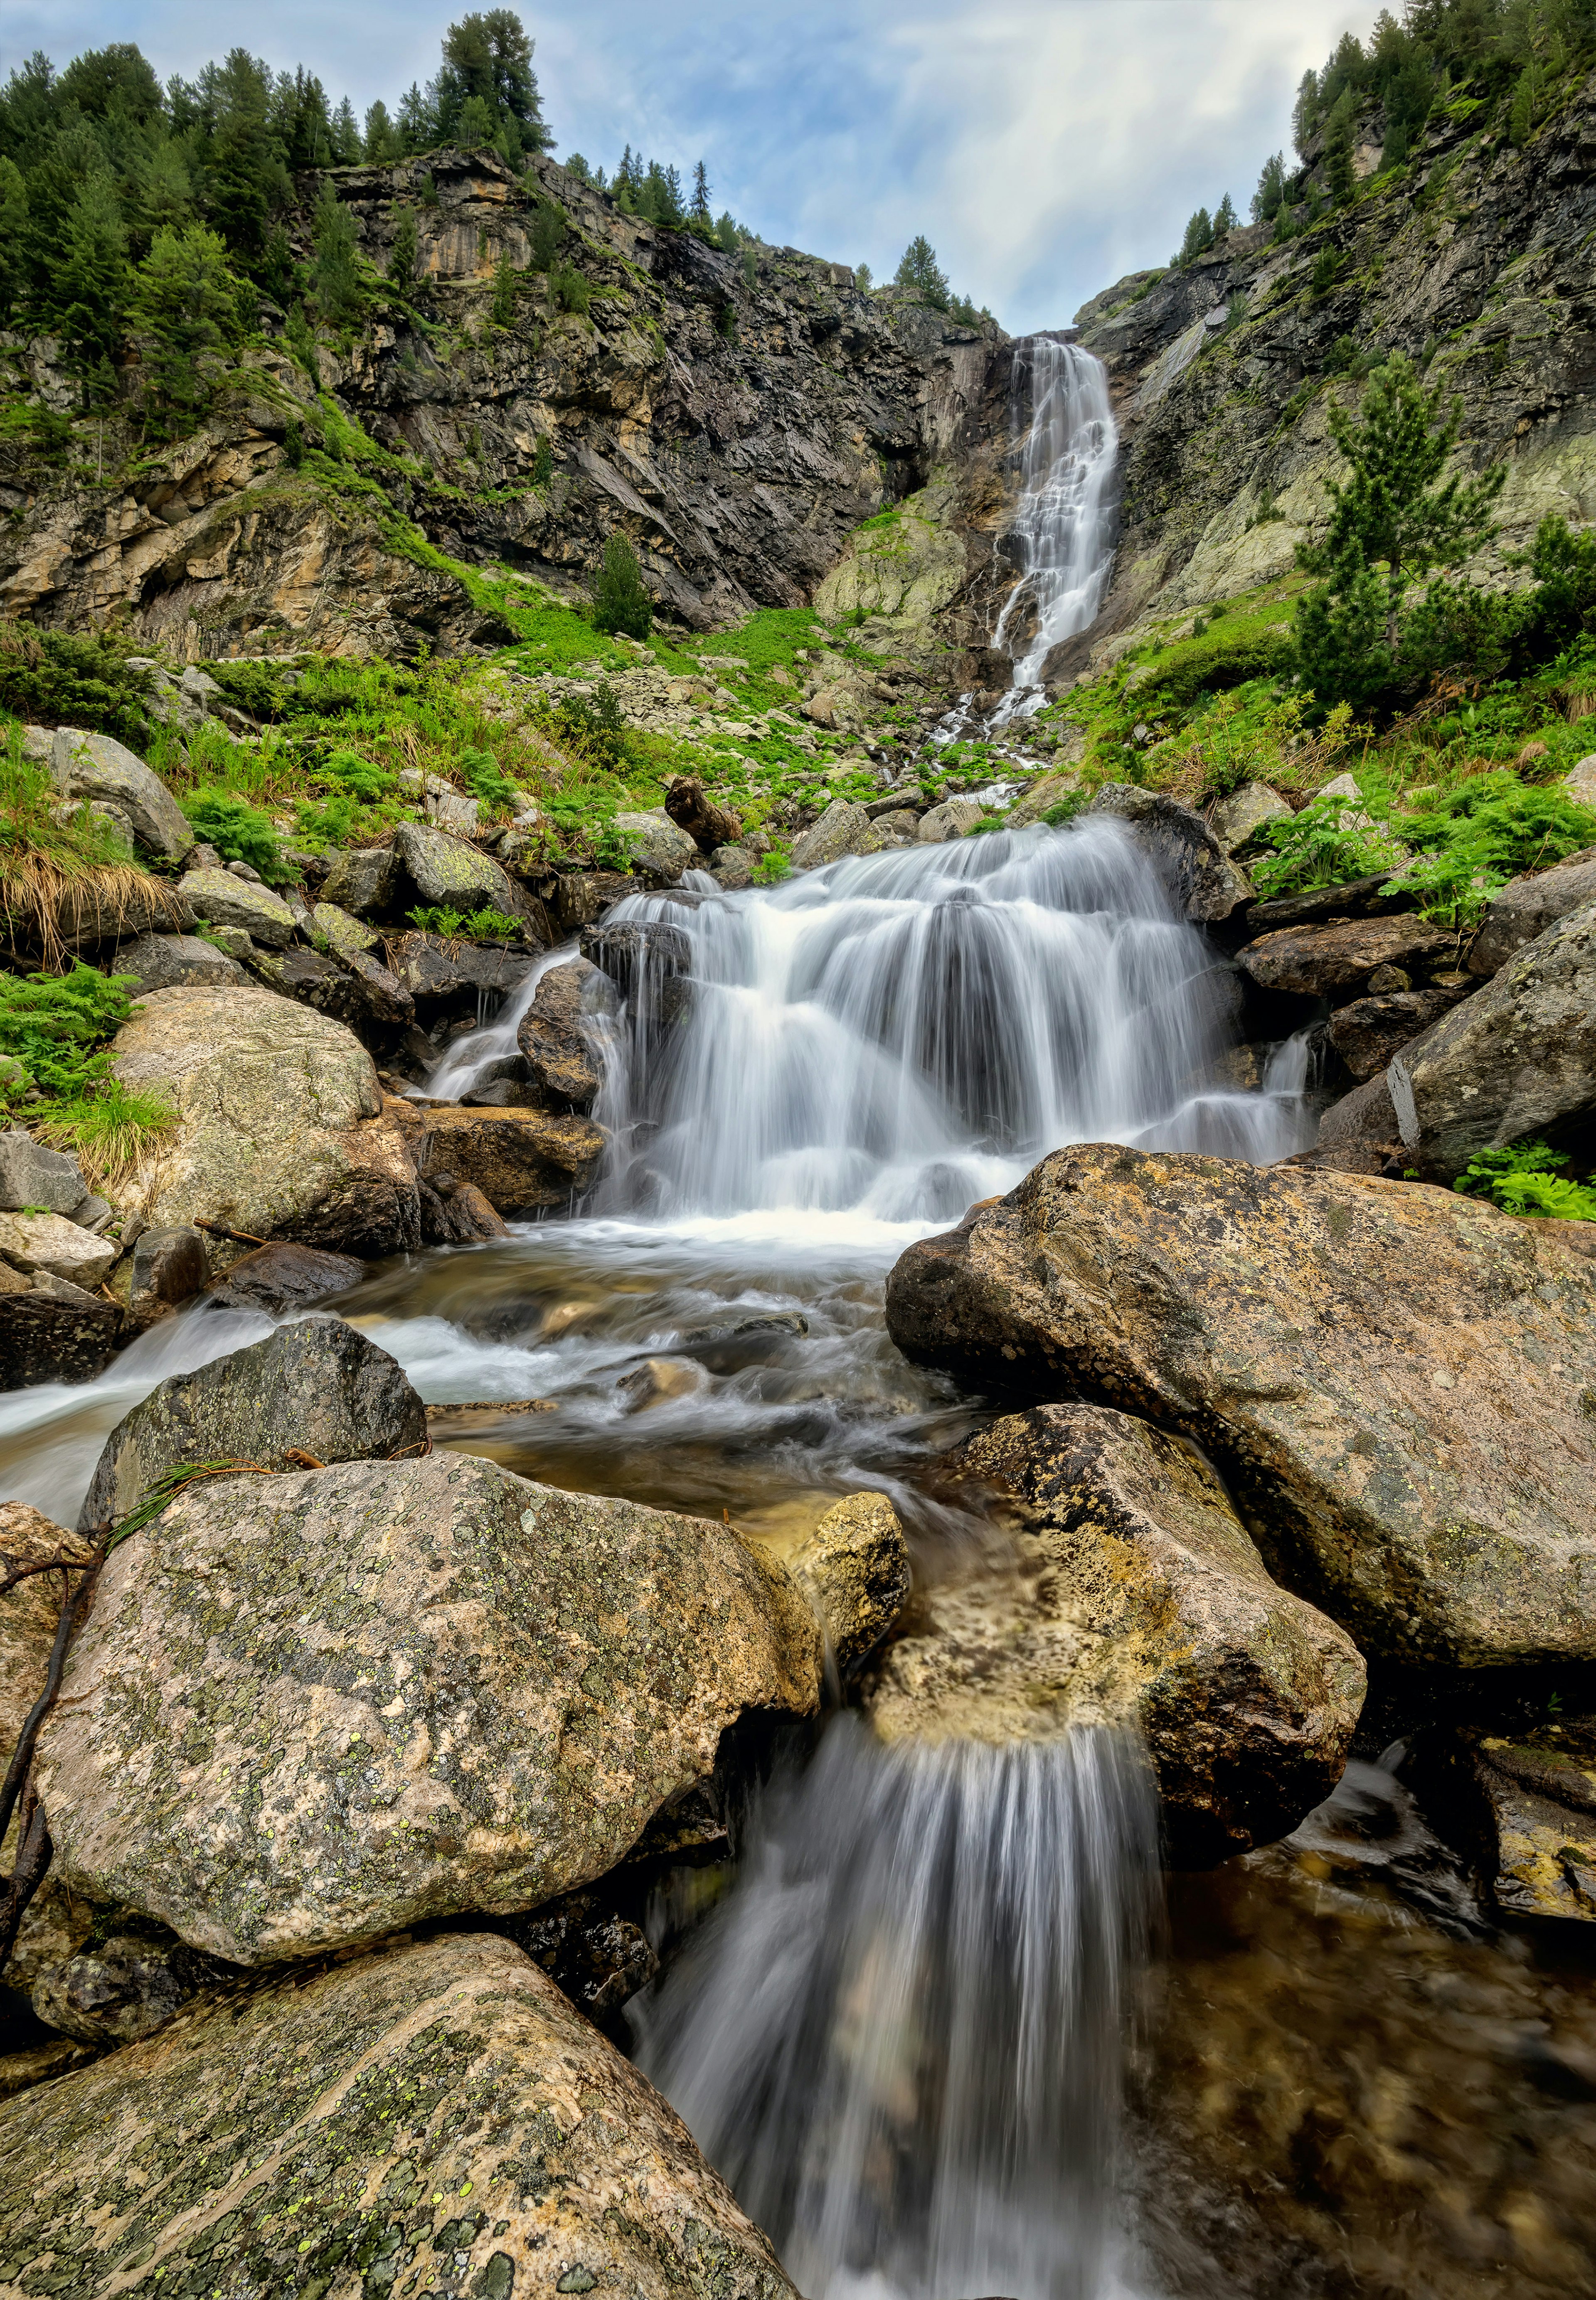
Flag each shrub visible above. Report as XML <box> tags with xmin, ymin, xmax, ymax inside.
<box><xmin>1250</xmin><ymin>790</ymin><xmax>1403</xmax><ymax>898</ymax></box>
<box><xmin>0</xmin><ymin>625</ymin><xmax>152</xmax><ymax>749</ymax></box>
<box><xmin>591</xmin><ymin>535</ymin><xmax>653</xmax><ymax>641</ymax></box>
<box><xmin>550</xmin><ymin>262</ymin><xmax>590</xmax><ymax>315</ymax></box>
<box><xmin>0</xmin><ymin>962</ymin><xmax>173</xmax><ymax>1184</ymax></box>
<box><xmin>460</xmin><ymin>747</ymin><xmax>523</xmax><ymax>815</ymax></box>
<box><xmin>206</xmin><ymin>659</ymin><xmax>291</xmax><ymax>722</ymax></box>
<box><xmin>182</xmin><ymin>788</ymin><xmax>288</xmax><ymax>881</ymax></box>
<box><xmin>1390</xmin><ymin>775</ymin><xmax>1596</xmax><ymax>926</ymax></box>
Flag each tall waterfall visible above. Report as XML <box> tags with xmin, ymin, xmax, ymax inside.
<box><xmin>633</xmin><ymin>1719</ymin><xmax>1158</xmax><ymax>2300</ymax></box>
<box><xmin>597</xmin><ymin>819</ymin><xmax>1309</xmax><ymax>1226</ymax></box>
<box><xmin>991</xmin><ymin>337</ymin><xmax>1118</xmax><ymax>712</ymax></box>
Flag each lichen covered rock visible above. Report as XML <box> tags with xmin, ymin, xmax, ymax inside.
<box><xmin>788</xmin><ymin>1491</ymin><xmax>910</xmax><ymax>1676</ymax></box>
<box><xmin>415</xmin><ymin>1102</ymin><xmax>606</xmax><ymax>1211</ymax></box>
<box><xmin>0</xmin><ymin>1931</ymin><xmax>800</xmax><ymax>2300</ymax></box>
<box><xmin>36</xmin><ymin>1454</ymin><xmax>822</xmax><ymax>1961</ymax></box>
<box><xmin>884</xmin><ymin>1145</ymin><xmax>1596</xmax><ymax>1667</ymax></box>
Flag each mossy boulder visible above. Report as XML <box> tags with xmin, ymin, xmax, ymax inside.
<box><xmin>0</xmin><ymin>1931</ymin><xmax>800</xmax><ymax>2299</ymax></box>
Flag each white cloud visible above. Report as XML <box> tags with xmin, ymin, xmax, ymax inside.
<box><xmin>8</xmin><ymin>0</ymin><xmax>1377</xmax><ymax>331</ymax></box>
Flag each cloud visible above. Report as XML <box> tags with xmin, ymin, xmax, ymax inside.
<box><xmin>7</xmin><ymin>0</ymin><xmax>1376</xmax><ymax>330</ymax></box>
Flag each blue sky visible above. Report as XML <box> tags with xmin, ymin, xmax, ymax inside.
<box><xmin>6</xmin><ymin>2</ymin><xmax>1374</xmax><ymax>332</ymax></box>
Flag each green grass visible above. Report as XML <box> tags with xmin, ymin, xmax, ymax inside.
<box><xmin>0</xmin><ymin>962</ymin><xmax>173</xmax><ymax>1191</ymax></box>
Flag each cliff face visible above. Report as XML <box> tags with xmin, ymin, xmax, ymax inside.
<box><xmin>0</xmin><ymin>150</ymin><xmax>996</xmax><ymax>659</ymax></box>
<box><xmin>1071</xmin><ymin>70</ymin><xmax>1596</xmax><ymax>667</ymax></box>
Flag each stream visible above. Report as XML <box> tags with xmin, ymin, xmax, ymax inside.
<box><xmin>4</xmin><ymin>342</ymin><xmax>1594</xmax><ymax>2298</ymax></box>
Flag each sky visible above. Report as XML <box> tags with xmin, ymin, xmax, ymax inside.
<box><xmin>5</xmin><ymin>1</ymin><xmax>1377</xmax><ymax>333</ymax></box>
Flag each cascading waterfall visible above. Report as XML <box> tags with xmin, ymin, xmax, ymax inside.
<box><xmin>597</xmin><ymin>818</ymin><xmax>1310</xmax><ymax>1225</ymax></box>
<box><xmin>633</xmin><ymin>1718</ymin><xmax>1159</xmax><ymax>2300</ymax></box>
<box><xmin>990</xmin><ymin>336</ymin><xmax>1119</xmax><ymax>716</ymax></box>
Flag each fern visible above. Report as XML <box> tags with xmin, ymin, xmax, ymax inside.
<box><xmin>1453</xmin><ymin>1140</ymin><xmax>1596</xmax><ymax>1221</ymax></box>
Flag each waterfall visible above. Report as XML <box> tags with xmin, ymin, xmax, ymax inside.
<box><xmin>597</xmin><ymin>819</ymin><xmax>1310</xmax><ymax>1226</ymax></box>
<box><xmin>633</xmin><ymin>1717</ymin><xmax>1158</xmax><ymax>2300</ymax></box>
<box><xmin>990</xmin><ymin>337</ymin><xmax>1118</xmax><ymax>715</ymax></box>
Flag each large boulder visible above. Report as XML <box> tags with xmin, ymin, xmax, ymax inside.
<box><xmin>415</xmin><ymin>1103</ymin><xmax>606</xmax><ymax>1211</ymax></box>
<box><xmin>1236</xmin><ymin>914</ymin><xmax>1456</xmax><ymax>1000</ymax></box>
<box><xmin>884</xmin><ymin>1145</ymin><xmax>1596</xmax><ymax>1668</ymax></box>
<box><xmin>198</xmin><ymin>1239</ymin><xmax>364</xmax><ymax>1316</ymax></box>
<box><xmin>394</xmin><ymin>820</ymin><xmax>528</xmax><ymax>917</ymax></box>
<box><xmin>78</xmin><ymin>1316</ymin><xmax>427</xmax><ymax>1532</ymax></box>
<box><xmin>1209</xmin><ymin>780</ymin><xmax>1291</xmax><ymax>853</ymax></box>
<box><xmin>1388</xmin><ymin>894</ymin><xmax>1596</xmax><ymax>1179</ymax></box>
<box><xmin>1325</xmin><ymin>981</ymin><xmax>1473</xmax><ymax>1080</ymax></box>
<box><xmin>0</xmin><ymin>1932</ymin><xmax>800</xmax><ymax>2300</ymax></box>
<box><xmin>1302</xmin><ymin>1070</ymin><xmax>1404</xmax><ymax>1175</ymax></box>
<box><xmin>246</xmin><ymin>940</ymin><xmax>415</xmax><ymax>1032</ymax></box>
<box><xmin>515</xmin><ymin>957</ymin><xmax>607</xmax><ymax>1110</ymax></box>
<box><xmin>615</xmin><ymin>809</ymin><xmax>699</xmax><ymax>880</ymax></box>
<box><xmin>319</xmin><ymin>842</ymin><xmax>401</xmax><ymax>919</ymax></box>
<box><xmin>0</xmin><ymin>1209</ymin><xmax>117</xmax><ymax>1288</ymax></box>
<box><xmin>49</xmin><ymin>727</ymin><xmax>194</xmax><ymax>862</ymax></box>
<box><xmin>867</xmin><ymin>1405</ymin><xmax>1364</xmax><ymax>1862</ymax></box>
<box><xmin>0</xmin><ymin>1127</ymin><xmax>89</xmax><ymax>1214</ymax></box>
<box><xmin>174</xmin><ymin>865</ymin><xmax>298</xmax><ymax>948</ymax></box>
<box><xmin>916</xmin><ymin>797</ymin><xmax>985</xmax><ymax>843</ymax></box>
<box><xmin>35</xmin><ymin>1454</ymin><xmax>822</xmax><ymax>1960</ymax></box>
<box><xmin>1085</xmin><ymin>784</ymin><xmax>1252</xmax><ymax>923</ymax></box>
<box><xmin>0</xmin><ymin>1269</ymin><xmax>120</xmax><ymax>1386</ymax></box>
<box><xmin>1468</xmin><ymin>847</ymin><xmax>1596</xmax><ymax>976</ymax></box>
<box><xmin>110</xmin><ymin>985</ymin><xmax>421</xmax><ymax>1253</ymax></box>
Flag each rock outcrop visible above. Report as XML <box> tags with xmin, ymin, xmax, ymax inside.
<box><xmin>78</xmin><ymin>1317</ymin><xmax>427</xmax><ymax>1532</ymax></box>
<box><xmin>1084</xmin><ymin>785</ymin><xmax>1252</xmax><ymax>923</ymax></box>
<box><xmin>515</xmin><ymin>956</ymin><xmax>607</xmax><ymax>1110</ymax></box>
<box><xmin>0</xmin><ymin>1931</ymin><xmax>799</xmax><ymax>2300</ymax></box>
<box><xmin>1389</xmin><ymin>893</ymin><xmax>1596</xmax><ymax>1179</ymax></box>
<box><xmin>111</xmin><ymin>985</ymin><xmax>422</xmax><ymax>1253</ymax></box>
<box><xmin>411</xmin><ymin>1101</ymin><xmax>606</xmax><ymax>1211</ymax></box>
<box><xmin>788</xmin><ymin>1492</ymin><xmax>911</xmax><ymax>1677</ymax></box>
<box><xmin>866</xmin><ymin>1404</ymin><xmax>1364</xmax><ymax>1862</ymax></box>
<box><xmin>1236</xmin><ymin>915</ymin><xmax>1457</xmax><ymax>1000</ymax></box>
<box><xmin>884</xmin><ymin>1145</ymin><xmax>1596</xmax><ymax>1667</ymax></box>
<box><xmin>1431</xmin><ymin>1717</ymin><xmax>1596</xmax><ymax>1923</ymax></box>
<box><xmin>1469</xmin><ymin>848</ymin><xmax>1596</xmax><ymax>975</ymax></box>
<box><xmin>35</xmin><ymin>1454</ymin><xmax>821</xmax><ymax>1960</ymax></box>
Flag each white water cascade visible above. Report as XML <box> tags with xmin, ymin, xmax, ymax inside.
<box><xmin>633</xmin><ymin>1718</ymin><xmax>1158</xmax><ymax>2300</ymax></box>
<box><xmin>597</xmin><ymin>818</ymin><xmax>1310</xmax><ymax>1225</ymax></box>
<box><xmin>990</xmin><ymin>336</ymin><xmax>1119</xmax><ymax>716</ymax></box>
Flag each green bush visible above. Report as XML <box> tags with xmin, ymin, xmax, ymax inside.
<box><xmin>591</xmin><ymin>536</ymin><xmax>653</xmax><ymax>642</ymax></box>
<box><xmin>407</xmin><ymin>903</ymin><xmax>523</xmax><ymax>940</ymax></box>
<box><xmin>0</xmin><ymin>626</ymin><xmax>153</xmax><ymax>749</ymax></box>
<box><xmin>1391</xmin><ymin>775</ymin><xmax>1596</xmax><ymax>926</ymax></box>
<box><xmin>460</xmin><ymin>747</ymin><xmax>523</xmax><ymax>814</ymax></box>
<box><xmin>206</xmin><ymin>660</ymin><xmax>291</xmax><ymax>721</ymax></box>
<box><xmin>0</xmin><ymin>963</ymin><xmax>172</xmax><ymax>1178</ymax></box>
<box><xmin>1250</xmin><ymin>791</ymin><xmax>1403</xmax><ymax>898</ymax></box>
<box><xmin>182</xmin><ymin>788</ymin><xmax>288</xmax><ymax>881</ymax></box>
<box><xmin>321</xmin><ymin>748</ymin><xmax>394</xmax><ymax>803</ymax></box>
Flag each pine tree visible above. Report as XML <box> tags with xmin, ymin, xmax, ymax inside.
<box><xmin>1213</xmin><ymin>193</ymin><xmax>1239</xmax><ymax>237</ymax></box>
<box><xmin>310</xmin><ymin>181</ymin><xmax>362</xmax><ymax>324</ymax></box>
<box><xmin>1178</xmin><ymin>207</ymin><xmax>1214</xmax><ymax>265</ymax></box>
<box><xmin>855</xmin><ymin>262</ymin><xmax>872</xmax><ymax>291</ymax></box>
<box><xmin>1324</xmin><ymin>93</ymin><xmax>1357</xmax><ymax>203</ymax></box>
<box><xmin>435</xmin><ymin>11</ymin><xmax>550</xmax><ymax>150</ymax></box>
<box><xmin>389</xmin><ymin>208</ymin><xmax>419</xmax><ymax>293</ymax></box>
<box><xmin>365</xmin><ymin>101</ymin><xmax>402</xmax><ymax>162</ymax></box>
<box><xmin>592</xmin><ymin>531</ymin><xmax>652</xmax><ymax>639</ymax></box>
<box><xmin>397</xmin><ymin>83</ymin><xmax>440</xmax><ymax>153</ymax></box>
<box><xmin>60</xmin><ymin>172</ymin><xmax>129</xmax><ymax>382</ymax></box>
<box><xmin>130</xmin><ymin>223</ymin><xmax>239</xmax><ymax>421</ymax></box>
<box><xmin>0</xmin><ymin>158</ymin><xmax>28</xmax><ymax>321</ymax></box>
<box><xmin>332</xmin><ymin>97</ymin><xmax>362</xmax><ymax>163</ymax></box>
<box><xmin>1509</xmin><ymin>64</ymin><xmax>1539</xmax><ymax>147</ymax></box>
<box><xmin>532</xmin><ymin>431</ymin><xmax>552</xmax><ymax>487</ymax></box>
<box><xmin>1251</xmin><ymin>152</ymin><xmax>1287</xmax><ymax>221</ymax></box>
<box><xmin>894</xmin><ymin>235</ymin><xmax>949</xmax><ymax>308</ymax></box>
<box><xmin>491</xmin><ymin>247</ymin><xmax>516</xmax><ymax>324</ymax></box>
<box><xmin>458</xmin><ymin>94</ymin><xmax>496</xmax><ymax>146</ymax></box>
<box><xmin>691</xmin><ymin>160</ymin><xmax>711</xmax><ymax>221</ymax></box>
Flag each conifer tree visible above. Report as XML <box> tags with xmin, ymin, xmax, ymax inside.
<box><xmin>592</xmin><ymin>531</ymin><xmax>652</xmax><ymax>639</ymax></box>
<box><xmin>894</xmin><ymin>235</ymin><xmax>949</xmax><ymax>308</ymax></box>
<box><xmin>1213</xmin><ymin>192</ymin><xmax>1238</xmax><ymax>237</ymax></box>
<box><xmin>389</xmin><ymin>207</ymin><xmax>419</xmax><ymax>293</ymax></box>
<box><xmin>60</xmin><ymin>172</ymin><xmax>129</xmax><ymax>383</ymax></box>
<box><xmin>458</xmin><ymin>93</ymin><xmax>496</xmax><ymax>146</ymax></box>
<box><xmin>310</xmin><ymin>181</ymin><xmax>362</xmax><ymax>323</ymax></box>
<box><xmin>1251</xmin><ymin>152</ymin><xmax>1287</xmax><ymax>220</ymax></box>
<box><xmin>1177</xmin><ymin>207</ymin><xmax>1213</xmax><ymax>264</ymax></box>
<box><xmin>332</xmin><ymin>96</ymin><xmax>362</xmax><ymax>163</ymax></box>
<box><xmin>491</xmin><ymin>247</ymin><xmax>516</xmax><ymax>323</ymax></box>
<box><xmin>0</xmin><ymin>159</ymin><xmax>27</xmax><ymax>320</ymax></box>
<box><xmin>692</xmin><ymin>159</ymin><xmax>711</xmax><ymax>220</ymax></box>
<box><xmin>130</xmin><ymin>223</ymin><xmax>239</xmax><ymax>421</ymax></box>
<box><xmin>1324</xmin><ymin>93</ymin><xmax>1357</xmax><ymax>202</ymax></box>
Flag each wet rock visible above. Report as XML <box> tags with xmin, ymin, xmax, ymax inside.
<box><xmin>48</xmin><ymin>727</ymin><xmax>193</xmax><ymax>862</ymax></box>
<box><xmin>0</xmin><ymin>1932</ymin><xmax>800</xmax><ymax>2300</ymax></box>
<box><xmin>665</xmin><ymin>775</ymin><xmax>744</xmax><ymax>854</ymax></box>
<box><xmin>1007</xmin><ymin>770</ymin><xmax>1083</xmax><ymax>828</ymax></box>
<box><xmin>109</xmin><ymin>986</ymin><xmax>422</xmax><ymax>1254</ymax></box>
<box><xmin>1444</xmin><ymin>1719</ymin><xmax>1596</xmax><ymax>1922</ymax></box>
<box><xmin>1236</xmin><ymin>914</ymin><xmax>1456</xmax><ymax>1001</ymax></box>
<box><xmin>0</xmin><ymin>1127</ymin><xmax>87</xmax><ymax>1214</ymax></box>
<box><xmin>581</xmin><ymin>919</ymin><xmax>693</xmax><ymax>1029</ymax></box>
<box><xmin>1389</xmin><ymin>894</ymin><xmax>1596</xmax><ymax>1180</ymax></box>
<box><xmin>246</xmin><ymin>940</ymin><xmax>416</xmax><ymax>1033</ymax></box>
<box><xmin>516</xmin><ymin>956</ymin><xmax>608</xmax><ymax>1110</ymax></box>
<box><xmin>0</xmin><ymin>1210</ymin><xmax>116</xmax><ymax>1288</ymax></box>
<box><xmin>0</xmin><ymin>1281</ymin><xmax>120</xmax><ymax>1386</ymax></box>
<box><xmin>551</xmin><ymin>867</ymin><xmax>635</xmax><ymax>933</ymax></box>
<box><xmin>710</xmin><ymin>843</ymin><xmax>756</xmax><ymax>888</ymax></box>
<box><xmin>615</xmin><ymin>809</ymin><xmax>699</xmax><ymax>881</ymax></box>
<box><xmin>1468</xmin><ymin>849</ymin><xmax>1596</xmax><ymax>976</ymax></box>
<box><xmin>789</xmin><ymin>1492</ymin><xmax>911</xmax><ymax>1676</ymax></box>
<box><xmin>884</xmin><ymin>1144</ymin><xmax>1596</xmax><ymax>1668</ymax></box>
<box><xmin>916</xmin><ymin>797</ymin><xmax>986</xmax><ymax>842</ymax></box>
<box><xmin>1302</xmin><ymin>1069</ymin><xmax>1405</xmax><ymax>1174</ymax></box>
<box><xmin>384</xmin><ymin>928</ymin><xmax>533</xmax><ymax>1011</ymax></box>
<box><xmin>80</xmin><ymin>1314</ymin><xmax>426</xmax><ymax>1531</ymax></box>
<box><xmin>791</xmin><ymin>798</ymin><xmax>874</xmax><ymax>868</ymax></box>
<box><xmin>1085</xmin><ymin>784</ymin><xmax>1252</xmax><ymax>923</ymax></box>
<box><xmin>127</xmin><ymin>1224</ymin><xmax>208</xmax><ymax>1322</ymax></box>
<box><xmin>618</xmin><ymin>1356</ymin><xmax>705</xmax><ymax>1408</ymax></box>
<box><xmin>175</xmin><ymin>866</ymin><xmax>297</xmax><ymax>948</ymax></box>
<box><xmin>511</xmin><ymin>1890</ymin><xmax>659</xmax><ymax>2039</ymax></box>
<box><xmin>37</xmin><ymin>1455</ymin><xmax>821</xmax><ymax>1959</ymax></box>
<box><xmin>416</xmin><ymin>1103</ymin><xmax>606</xmax><ymax>1211</ymax></box>
<box><xmin>198</xmin><ymin>1239</ymin><xmax>364</xmax><ymax>1316</ymax></box>
<box><xmin>1209</xmin><ymin>781</ymin><xmax>1291</xmax><ymax>853</ymax></box>
<box><xmin>32</xmin><ymin>1931</ymin><xmax>234</xmax><ymax>2046</ymax></box>
<box><xmin>318</xmin><ymin>842</ymin><xmax>401</xmax><ymax>919</ymax></box>
<box><xmin>1326</xmin><ymin>982</ymin><xmax>1475</xmax><ymax>1081</ymax></box>
<box><xmin>869</xmin><ymin>1405</ymin><xmax>1364</xmax><ymax>1863</ymax></box>
<box><xmin>110</xmin><ymin>929</ymin><xmax>246</xmax><ymax>992</ymax></box>
<box><xmin>394</xmin><ymin>819</ymin><xmax>526</xmax><ymax>916</ymax></box>
<box><xmin>334</xmin><ymin>941</ymin><xmax>416</xmax><ymax>1026</ymax></box>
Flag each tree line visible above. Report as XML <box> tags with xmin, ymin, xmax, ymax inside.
<box><xmin>1174</xmin><ymin>0</ymin><xmax>1596</xmax><ymax>268</ymax></box>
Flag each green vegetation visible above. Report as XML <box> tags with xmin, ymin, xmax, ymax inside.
<box><xmin>406</xmin><ymin>903</ymin><xmax>523</xmax><ymax>940</ymax></box>
<box><xmin>591</xmin><ymin>534</ymin><xmax>653</xmax><ymax>642</ymax></box>
<box><xmin>181</xmin><ymin>788</ymin><xmax>291</xmax><ymax>881</ymax></box>
<box><xmin>0</xmin><ymin>625</ymin><xmax>152</xmax><ymax>749</ymax></box>
<box><xmin>0</xmin><ymin>962</ymin><xmax>172</xmax><ymax>1183</ymax></box>
<box><xmin>1454</xmin><ymin>1139</ymin><xmax>1596</xmax><ymax>1221</ymax></box>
